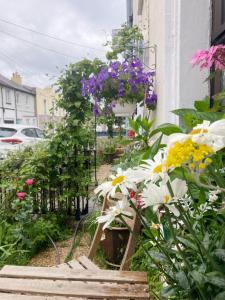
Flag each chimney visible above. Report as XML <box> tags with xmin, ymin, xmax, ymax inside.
<box><xmin>11</xmin><ymin>72</ymin><xmax>22</xmax><ymax>85</ymax></box>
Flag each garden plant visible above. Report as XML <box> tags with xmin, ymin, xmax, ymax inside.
<box><xmin>93</xmin><ymin>46</ymin><xmax>225</xmax><ymax>299</ymax></box>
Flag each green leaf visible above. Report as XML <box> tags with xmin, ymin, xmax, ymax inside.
<box><xmin>194</xmin><ymin>97</ymin><xmax>210</xmax><ymax>112</ymax></box>
<box><xmin>191</xmin><ymin>270</ymin><xmax>206</xmax><ymax>285</ymax></box>
<box><xmin>148</xmin><ymin>251</ymin><xmax>168</xmax><ymax>263</ymax></box>
<box><xmin>149</xmin><ymin>134</ymin><xmax>163</xmax><ymax>159</ymax></box>
<box><xmin>74</xmin><ymin>101</ymin><xmax>81</xmax><ymax>108</ymax></box>
<box><xmin>141</xmin><ymin>148</ymin><xmax>151</xmax><ymax>160</ymax></box>
<box><xmin>175</xmin><ymin>271</ymin><xmax>190</xmax><ymax>290</ymax></box>
<box><xmin>206</xmin><ymin>272</ymin><xmax>225</xmax><ymax>288</ymax></box>
<box><xmin>161</xmin><ymin>285</ymin><xmax>177</xmax><ymax>298</ymax></box>
<box><xmin>128</xmin><ymin>117</ymin><xmax>139</xmax><ymax>133</ymax></box>
<box><xmin>202</xmin><ymin>232</ymin><xmax>210</xmax><ymax>250</ymax></box>
<box><xmin>214</xmin><ymin>249</ymin><xmax>225</xmax><ymax>262</ymax></box>
<box><xmin>150</xmin><ymin>123</ymin><xmax>182</xmax><ymax>138</ymax></box>
<box><xmin>177</xmin><ymin>236</ymin><xmax>198</xmax><ymax>251</ymax></box>
<box><xmin>173</xmin><ymin>108</ymin><xmax>224</xmax><ymax>123</ymax></box>
<box><xmin>214</xmin><ymin>291</ymin><xmax>225</xmax><ymax>300</ymax></box>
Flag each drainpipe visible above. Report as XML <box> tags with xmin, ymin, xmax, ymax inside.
<box><xmin>0</xmin><ymin>86</ymin><xmax>5</xmax><ymax>123</ymax></box>
<box><xmin>14</xmin><ymin>90</ymin><xmax>18</xmax><ymax>124</ymax></box>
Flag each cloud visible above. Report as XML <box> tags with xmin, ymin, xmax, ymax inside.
<box><xmin>0</xmin><ymin>0</ymin><xmax>126</xmax><ymax>87</ymax></box>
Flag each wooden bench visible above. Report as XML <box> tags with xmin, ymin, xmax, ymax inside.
<box><xmin>0</xmin><ymin>197</ymin><xmax>147</xmax><ymax>299</ymax></box>
<box><xmin>0</xmin><ymin>265</ymin><xmax>149</xmax><ymax>299</ymax></box>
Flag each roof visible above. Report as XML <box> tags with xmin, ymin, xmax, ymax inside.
<box><xmin>0</xmin><ymin>73</ymin><xmax>36</xmax><ymax>95</ymax></box>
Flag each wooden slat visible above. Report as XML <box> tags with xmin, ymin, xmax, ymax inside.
<box><xmin>77</xmin><ymin>256</ymin><xmax>100</xmax><ymax>270</ymax></box>
<box><xmin>53</xmin><ymin>260</ymin><xmax>84</xmax><ymax>270</ymax></box>
<box><xmin>0</xmin><ymin>266</ymin><xmax>147</xmax><ymax>283</ymax></box>
<box><xmin>0</xmin><ymin>293</ymin><xmax>82</xmax><ymax>299</ymax></box>
<box><xmin>0</xmin><ymin>278</ymin><xmax>149</xmax><ymax>299</ymax></box>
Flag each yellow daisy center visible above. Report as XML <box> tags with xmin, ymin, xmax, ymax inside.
<box><xmin>112</xmin><ymin>175</ymin><xmax>125</xmax><ymax>186</ymax></box>
<box><xmin>190</xmin><ymin>128</ymin><xmax>208</xmax><ymax>135</ymax></box>
<box><xmin>165</xmin><ymin>139</ymin><xmax>213</xmax><ymax>169</ymax></box>
<box><xmin>153</xmin><ymin>164</ymin><xmax>162</xmax><ymax>173</ymax></box>
<box><xmin>163</xmin><ymin>195</ymin><xmax>171</xmax><ymax>203</ymax></box>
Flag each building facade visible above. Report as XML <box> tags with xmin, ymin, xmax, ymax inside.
<box><xmin>36</xmin><ymin>87</ymin><xmax>65</xmax><ymax>129</ymax></box>
<box><xmin>129</xmin><ymin>0</ymin><xmax>211</xmax><ymax>126</ymax></box>
<box><xmin>0</xmin><ymin>72</ymin><xmax>37</xmax><ymax>125</ymax></box>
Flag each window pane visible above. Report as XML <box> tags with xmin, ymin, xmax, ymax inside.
<box><xmin>21</xmin><ymin>128</ymin><xmax>38</xmax><ymax>138</ymax></box>
<box><xmin>0</xmin><ymin>127</ymin><xmax>17</xmax><ymax>137</ymax></box>
<box><xmin>35</xmin><ymin>128</ymin><xmax>44</xmax><ymax>138</ymax></box>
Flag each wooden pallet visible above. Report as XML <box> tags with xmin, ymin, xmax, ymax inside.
<box><xmin>0</xmin><ymin>265</ymin><xmax>149</xmax><ymax>299</ymax></box>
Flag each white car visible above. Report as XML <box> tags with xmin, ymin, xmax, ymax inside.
<box><xmin>0</xmin><ymin>124</ymin><xmax>45</xmax><ymax>159</ymax></box>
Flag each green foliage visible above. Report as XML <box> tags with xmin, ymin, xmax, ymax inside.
<box><xmin>173</xmin><ymin>92</ymin><xmax>225</xmax><ymax>131</ymax></box>
<box><xmin>106</xmin><ymin>23</ymin><xmax>143</xmax><ymax>60</ymax></box>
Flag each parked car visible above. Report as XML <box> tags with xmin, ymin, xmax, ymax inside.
<box><xmin>0</xmin><ymin>124</ymin><xmax>45</xmax><ymax>159</ymax></box>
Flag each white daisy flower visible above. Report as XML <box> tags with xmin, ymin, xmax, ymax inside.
<box><xmin>167</xmin><ymin>119</ymin><xmax>225</xmax><ymax>152</ymax></box>
<box><xmin>190</xmin><ymin>119</ymin><xmax>225</xmax><ymax>151</ymax></box>
<box><xmin>140</xmin><ymin>150</ymin><xmax>168</xmax><ymax>183</ymax></box>
<box><xmin>96</xmin><ymin>197</ymin><xmax>132</xmax><ymax>230</ymax></box>
<box><xmin>141</xmin><ymin>179</ymin><xmax>188</xmax><ymax>216</ymax></box>
<box><xmin>94</xmin><ymin>168</ymin><xmax>137</xmax><ymax>198</ymax></box>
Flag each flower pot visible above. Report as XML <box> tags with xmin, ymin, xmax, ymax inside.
<box><xmin>115</xmin><ymin>147</ymin><xmax>124</xmax><ymax>156</ymax></box>
<box><xmin>100</xmin><ymin>227</ymin><xmax>130</xmax><ymax>265</ymax></box>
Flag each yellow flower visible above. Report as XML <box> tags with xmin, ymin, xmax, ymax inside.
<box><xmin>199</xmin><ymin>163</ymin><xmax>206</xmax><ymax>169</ymax></box>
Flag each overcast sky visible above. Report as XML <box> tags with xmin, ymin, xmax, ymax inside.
<box><xmin>0</xmin><ymin>0</ymin><xmax>126</xmax><ymax>87</ymax></box>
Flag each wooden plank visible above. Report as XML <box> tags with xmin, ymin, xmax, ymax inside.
<box><xmin>67</xmin><ymin>260</ymin><xmax>85</xmax><ymax>270</ymax></box>
<box><xmin>77</xmin><ymin>256</ymin><xmax>100</xmax><ymax>270</ymax></box>
<box><xmin>53</xmin><ymin>260</ymin><xmax>84</xmax><ymax>270</ymax></box>
<box><xmin>0</xmin><ymin>278</ymin><xmax>149</xmax><ymax>299</ymax></box>
<box><xmin>88</xmin><ymin>197</ymin><xmax>108</xmax><ymax>260</ymax></box>
<box><xmin>0</xmin><ymin>293</ymin><xmax>82</xmax><ymax>300</ymax></box>
<box><xmin>0</xmin><ymin>266</ymin><xmax>147</xmax><ymax>283</ymax></box>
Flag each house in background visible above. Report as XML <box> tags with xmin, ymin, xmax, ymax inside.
<box><xmin>36</xmin><ymin>87</ymin><xmax>65</xmax><ymax>129</ymax></box>
<box><xmin>128</xmin><ymin>0</ymin><xmax>212</xmax><ymax>126</ymax></box>
<box><xmin>0</xmin><ymin>72</ymin><xmax>37</xmax><ymax>125</ymax></box>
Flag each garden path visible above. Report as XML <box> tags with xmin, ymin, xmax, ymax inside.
<box><xmin>28</xmin><ymin>164</ymin><xmax>112</xmax><ymax>267</ymax></box>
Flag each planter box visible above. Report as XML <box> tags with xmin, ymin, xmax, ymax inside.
<box><xmin>100</xmin><ymin>227</ymin><xmax>130</xmax><ymax>265</ymax></box>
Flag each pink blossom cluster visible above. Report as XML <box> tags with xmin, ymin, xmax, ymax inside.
<box><xmin>16</xmin><ymin>178</ymin><xmax>33</xmax><ymax>201</ymax></box>
<box><xmin>191</xmin><ymin>44</ymin><xmax>225</xmax><ymax>71</ymax></box>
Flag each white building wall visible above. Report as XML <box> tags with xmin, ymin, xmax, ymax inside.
<box><xmin>0</xmin><ymin>85</ymin><xmax>36</xmax><ymax>125</ymax></box>
<box><xmin>132</xmin><ymin>0</ymin><xmax>211</xmax><ymax>126</ymax></box>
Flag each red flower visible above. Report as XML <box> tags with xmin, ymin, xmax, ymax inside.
<box><xmin>128</xmin><ymin>130</ymin><xmax>135</xmax><ymax>138</ymax></box>
<box><xmin>17</xmin><ymin>192</ymin><xmax>26</xmax><ymax>200</ymax></box>
<box><xmin>25</xmin><ymin>179</ymin><xmax>33</xmax><ymax>185</ymax></box>
<box><xmin>129</xmin><ymin>190</ymin><xmax>136</xmax><ymax>199</ymax></box>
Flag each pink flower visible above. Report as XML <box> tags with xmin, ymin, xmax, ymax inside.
<box><xmin>17</xmin><ymin>192</ymin><xmax>26</xmax><ymax>200</ymax></box>
<box><xmin>25</xmin><ymin>179</ymin><xmax>33</xmax><ymax>185</ymax></box>
<box><xmin>191</xmin><ymin>45</ymin><xmax>225</xmax><ymax>71</ymax></box>
<box><xmin>128</xmin><ymin>130</ymin><xmax>135</xmax><ymax>138</ymax></box>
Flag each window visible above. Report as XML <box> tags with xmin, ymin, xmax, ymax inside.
<box><xmin>21</xmin><ymin>128</ymin><xmax>38</xmax><ymax>138</ymax></box>
<box><xmin>35</xmin><ymin>128</ymin><xmax>44</xmax><ymax>138</ymax></box>
<box><xmin>5</xmin><ymin>89</ymin><xmax>12</xmax><ymax>104</ymax></box>
<box><xmin>0</xmin><ymin>127</ymin><xmax>17</xmax><ymax>137</ymax></box>
<box><xmin>44</xmin><ymin>99</ymin><xmax>48</xmax><ymax>114</ymax></box>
